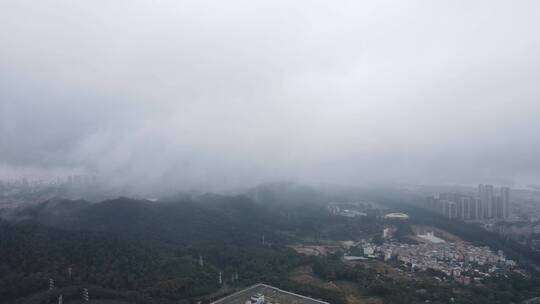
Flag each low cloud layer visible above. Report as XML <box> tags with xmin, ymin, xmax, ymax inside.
<box><xmin>1</xmin><ymin>1</ymin><xmax>540</xmax><ymax>191</ymax></box>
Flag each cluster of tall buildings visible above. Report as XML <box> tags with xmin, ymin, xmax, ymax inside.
<box><xmin>0</xmin><ymin>175</ymin><xmax>97</xmax><ymax>189</ymax></box>
<box><xmin>64</xmin><ymin>175</ymin><xmax>97</xmax><ymax>187</ymax></box>
<box><xmin>426</xmin><ymin>185</ymin><xmax>510</xmax><ymax>221</ymax></box>
<box><xmin>0</xmin><ymin>175</ymin><xmax>99</xmax><ymax>198</ymax></box>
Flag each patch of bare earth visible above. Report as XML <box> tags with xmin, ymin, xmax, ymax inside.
<box><xmin>289</xmin><ymin>266</ymin><xmax>383</xmax><ymax>304</ymax></box>
<box><xmin>345</xmin><ymin>259</ymin><xmax>414</xmax><ymax>283</ymax></box>
<box><xmin>410</xmin><ymin>225</ymin><xmax>464</xmax><ymax>243</ymax></box>
<box><xmin>336</xmin><ymin>281</ymin><xmax>383</xmax><ymax>304</ymax></box>
<box><xmin>289</xmin><ymin>245</ymin><xmax>324</xmax><ymax>256</ymax></box>
<box><xmin>289</xmin><ymin>266</ymin><xmax>338</xmax><ymax>290</ymax></box>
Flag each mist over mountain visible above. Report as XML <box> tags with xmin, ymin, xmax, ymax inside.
<box><xmin>2</xmin><ymin>1</ymin><xmax>540</xmax><ymax>193</ymax></box>
<box><xmin>3</xmin><ymin>1</ymin><xmax>540</xmax><ymax>303</ymax></box>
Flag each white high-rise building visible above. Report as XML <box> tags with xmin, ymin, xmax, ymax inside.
<box><xmin>478</xmin><ymin>184</ymin><xmax>485</xmax><ymax>219</ymax></box>
<box><xmin>478</xmin><ymin>184</ymin><xmax>494</xmax><ymax>219</ymax></box>
<box><xmin>485</xmin><ymin>184</ymin><xmax>494</xmax><ymax>218</ymax></box>
<box><xmin>501</xmin><ymin>187</ymin><xmax>510</xmax><ymax>219</ymax></box>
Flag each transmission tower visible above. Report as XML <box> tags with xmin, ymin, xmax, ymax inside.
<box><xmin>82</xmin><ymin>288</ymin><xmax>89</xmax><ymax>302</ymax></box>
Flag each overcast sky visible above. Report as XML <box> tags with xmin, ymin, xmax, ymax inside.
<box><xmin>1</xmin><ymin>1</ymin><xmax>539</xmax><ymax>192</ymax></box>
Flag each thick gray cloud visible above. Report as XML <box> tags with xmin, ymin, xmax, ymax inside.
<box><xmin>1</xmin><ymin>0</ymin><xmax>540</xmax><ymax>191</ymax></box>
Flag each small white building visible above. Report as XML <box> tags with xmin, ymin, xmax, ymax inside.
<box><xmin>384</xmin><ymin>213</ymin><xmax>409</xmax><ymax>220</ymax></box>
<box><xmin>363</xmin><ymin>246</ymin><xmax>374</xmax><ymax>256</ymax></box>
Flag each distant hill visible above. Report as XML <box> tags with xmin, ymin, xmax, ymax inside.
<box><xmin>0</xmin><ymin>194</ymin><xmax>311</xmax><ymax>303</ymax></box>
<box><xmin>8</xmin><ymin>198</ymin><xmax>90</xmax><ymax>224</ymax></box>
<box><xmin>246</xmin><ymin>182</ymin><xmax>330</xmax><ymax>206</ymax></box>
<box><xmin>6</xmin><ymin>195</ymin><xmax>283</xmax><ymax>246</ymax></box>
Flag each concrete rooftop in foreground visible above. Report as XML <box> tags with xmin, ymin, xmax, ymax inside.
<box><xmin>210</xmin><ymin>284</ymin><xmax>330</xmax><ymax>304</ymax></box>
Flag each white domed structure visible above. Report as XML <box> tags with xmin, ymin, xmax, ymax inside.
<box><xmin>383</xmin><ymin>212</ymin><xmax>409</xmax><ymax>219</ymax></box>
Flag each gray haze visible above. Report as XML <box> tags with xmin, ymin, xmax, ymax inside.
<box><xmin>1</xmin><ymin>1</ymin><xmax>540</xmax><ymax>192</ymax></box>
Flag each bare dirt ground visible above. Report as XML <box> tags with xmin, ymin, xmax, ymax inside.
<box><xmin>345</xmin><ymin>259</ymin><xmax>415</xmax><ymax>283</ymax></box>
<box><xmin>289</xmin><ymin>244</ymin><xmax>342</xmax><ymax>256</ymax></box>
<box><xmin>410</xmin><ymin>225</ymin><xmax>464</xmax><ymax>243</ymax></box>
<box><xmin>336</xmin><ymin>282</ymin><xmax>383</xmax><ymax>304</ymax></box>
<box><xmin>289</xmin><ymin>266</ymin><xmax>340</xmax><ymax>290</ymax></box>
<box><xmin>288</xmin><ymin>266</ymin><xmax>383</xmax><ymax>304</ymax></box>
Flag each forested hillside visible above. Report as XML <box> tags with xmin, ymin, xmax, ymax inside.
<box><xmin>0</xmin><ymin>194</ymin><xmax>326</xmax><ymax>303</ymax></box>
